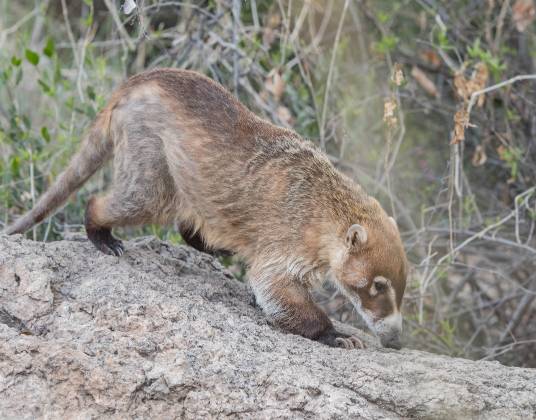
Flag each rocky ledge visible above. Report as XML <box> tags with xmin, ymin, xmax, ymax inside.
<box><xmin>0</xmin><ymin>235</ymin><xmax>535</xmax><ymax>419</ymax></box>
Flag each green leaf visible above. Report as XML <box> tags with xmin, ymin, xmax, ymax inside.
<box><xmin>85</xmin><ymin>104</ymin><xmax>96</xmax><ymax>119</ymax></box>
<box><xmin>436</xmin><ymin>29</ymin><xmax>451</xmax><ymax>50</ymax></box>
<box><xmin>83</xmin><ymin>0</ymin><xmax>94</xmax><ymax>26</ymax></box>
<box><xmin>38</xmin><ymin>79</ymin><xmax>52</xmax><ymax>94</ymax></box>
<box><xmin>11</xmin><ymin>56</ymin><xmax>22</xmax><ymax>67</ymax></box>
<box><xmin>377</xmin><ymin>11</ymin><xmax>390</xmax><ymax>24</ymax></box>
<box><xmin>65</xmin><ymin>96</ymin><xmax>74</xmax><ymax>110</ymax></box>
<box><xmin>10</xmin><ymin>156</ymin><xmax>20</xmax><ymax>177</ymax></box>
<box><xmin>25</xmin><ymin>49</ymin><xmax>40</xmax><ymax>66</ymax></box>
<box><xmin>54</xmin><ymin>61</ymin><xmax>62</xmax><ymax>84</ymax></box>
<box><xmin>43</xmin><ymin>38</ymin><xmax>55</xmax><ymax>57</ymax></box>
<box><xmin>21</xmin><ymin>114</ymin><xmax>32</xmax><ymax>130</ymax></box>
<box><xmin>84</xmin><ymin>12</ymin><xmax>94</xmax><ymax>27</ymax></box>
<box><xmin>41</xmin><ymin>126</ymin><xmax>51</xmax><ymax>143</ymax></box>
<box><xmin>86</xmin><ymin>85</ymin><xmax>96</xmax><ymax>101</ymax></box>
<box><xmin>374</xmin><ymin>35</ymin><xmax>399</xmax><ymax>54</ymax></box>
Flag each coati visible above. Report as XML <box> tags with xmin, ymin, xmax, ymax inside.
<box><xmin>5</xmin><ymin>68</ymin><xmax>408</xmax><ymax>349</ymax></box>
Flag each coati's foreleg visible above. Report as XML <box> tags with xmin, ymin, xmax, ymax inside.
<box><xmin>250</xmin><ymin>270</ymin><xmax>364</xmax><ymax>349</ymax></box>
<box><xmin>178</xmin><ymin>224</ymin><xmax>232</xmax><ymax>257</ymax></box>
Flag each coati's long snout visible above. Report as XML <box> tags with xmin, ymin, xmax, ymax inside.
<box><xmin>5</xmin><ymin>68</ymin><xmax>408</xmax><ymax>349</ymax></box>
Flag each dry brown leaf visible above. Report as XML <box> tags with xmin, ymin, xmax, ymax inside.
<box><xmin>392</xmin><ymin>63</ymin><xmax>405</xmax><ymax>87</ymax></box>
<box><xmin>513</xmin><ymin>0</ymin><xmax>536</xmax><ymax>32</ymax></box>
<box><xmin>451</xmin><ymin>62</ymin><xmax>488</xmax><ymax>146</ymax></box>
<box><xmin>420</xmin><ymin>50</ymin><xmax>441</xmax><ymax>69</ymax></box>
<box><xmin>472</xmin><ymin>144</ymin><xmax>488</xmax><ymax>166</ymax></box>
<box><xmin>451</xmin><ymin>108</ymin><xmax>469</xmax><ymax>144</ymax></box>
<box><xmin>454</xmin><ymin>69</ymin><xmax>470</xmax><ymax>100</ymax></box>
<box><xmin>264</xmin><ymin>69</ymin><xmax>285</xmax><ymax>101</ymax></box>
<box><xmin>411</xmin><ymin>66</ymin><xmax>439</xmax><ymax>98</ymax></box>
<box><xmin>454</xmin><ymin>62</ymin><xmax>488</xmax><ymax>103</ymax></box>
<box><xmin>383</xmin><ymin>97</ymin><xmax>397</xmax><ymax>128</ymax></box>
<box><xmin>472</xmin><ymin>62</ymin><xmax>489</xmax><ymax>106</ymax></box>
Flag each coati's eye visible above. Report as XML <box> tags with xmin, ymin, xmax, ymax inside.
<box><xmin>373</xmin><ymin>277</ymin><xmax>388</xmax><ymax>293</ymax></box>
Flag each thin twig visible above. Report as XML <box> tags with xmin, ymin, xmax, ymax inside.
<box><xmin>231</xmin><ymin>0</ymin><xmax>241</xmax><ymax>96</ymax></box>
<box><xmin>466</xmin><ymin>74</ymin><xmax>536</xmax><ymax>124</ymax></box>
<box><xmin>29</xmin><ymin>147</ymin><xmax>36</xmax><ymax>241</ymax></box>
<box><xmin>60</xmin><ymin>0</ymin><xmax>83</xmax><ymax>100</ymax></box>
<box><xmin>423</xmin><ymin>187</ymin><xmax>536</xmax><ymax>289</ymax></box>
<box><xmin>103</xmin><ymin>0</ymin><xmax>136</xmax><ymax>51</ymax></box>
<box><xmin>0</xmin><ymin>7</ymin><xmax>40</xmax><ymax>46</ymax></box>
<box><xmin>319</xmin><ymin>0</ymin><xmax>349</xmax><ymax>150</ymax></box>
<box><xmin>497</xmin><ymin>276</ymin><xmax>536</xmax><ymax>345</ymax></box>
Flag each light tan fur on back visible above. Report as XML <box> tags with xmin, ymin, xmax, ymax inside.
<box><xmin>6</xmin><ymin>68</ymin><xmax>408</xmax><ymax>349</ymax></box>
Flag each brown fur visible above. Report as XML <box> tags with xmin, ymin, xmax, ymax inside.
<box><xmin>5</xmin><ymin>68</ymin><xmax>408</xmax><ymax>348</ymax></box>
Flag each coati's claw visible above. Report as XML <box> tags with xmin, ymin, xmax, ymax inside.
<box><xmin>104</xmin><ymin>239</ymin><xmax>124</xmax><ymax>257</ymax></box>
<box><xmin>100</xmin><ymin>240</ymin><xmax>124</xmax><ymax>257</ymax></box>
<box><xmin>335</xmin><ymin>336</ymin><xmax>364</xmax><ymax>350</ymax></box>
<box><xmin>109</xmin><ymin>241</ymin><xmax>124</xmax><ymax>257</ymax></box>
<box><xmin>350</xmin><ymin>336</ymin><xmax>365</xmax><ymax>349</ymax></box>
<box><xmin>334</xmin><ymin>337</ymin><xmax>349</xmax><ymax>349</ymax></box>
<box><xmin>87</xmin><ymin>227</ymin><xmax>124</xmax><ymax>257</ymax></box>
<box><xmin>317</xmin><ymin>328</ymin><xmax>365</xmax><ymax>350</ymax></box>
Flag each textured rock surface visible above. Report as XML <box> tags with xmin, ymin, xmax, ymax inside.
<box><xmin>1</xmin><ymin>235</ymin><xmax>535</xmax><ymax>419</ymax></box>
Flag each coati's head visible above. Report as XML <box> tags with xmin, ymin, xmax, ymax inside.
<box><xmin>330</xmin><ymin>215</ymin><xmax>407</xmax><ymax>349</ymax></box>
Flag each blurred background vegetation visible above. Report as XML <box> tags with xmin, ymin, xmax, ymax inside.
<box><xmin>1</xmin><ymin>0</ymin><xmax>535</xmax><ymax>367</ymax></box>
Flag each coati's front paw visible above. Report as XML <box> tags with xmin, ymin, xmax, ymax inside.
<box><xmin>317</xmin><ymin>328</ymin><xmax>365</xmax><ymax>350</ymax></box>
<box><xmin>334</xmin><ymin>335</ymin><xmax>364</xmax><ymax>350</ymax></box>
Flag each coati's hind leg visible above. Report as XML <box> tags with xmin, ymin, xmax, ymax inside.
<box><xmin>85</xmin><ymin>111</ymin><xmax>179</xmax><ymax>255</ymax></box>
<box><xmin>85</xmin><ymin>169</ymin><xmax>174</xmax><ymax>256</ymax></box>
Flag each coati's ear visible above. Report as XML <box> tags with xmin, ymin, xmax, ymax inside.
<box><xmin>389</xmin><ymin>217</ymin><xmax>397</xmax><ymax>228</ymax></box>
<box><xmin>346</xmin><ymin>224</ymin><xmax>367</xmax><ymax>248</ymax></box>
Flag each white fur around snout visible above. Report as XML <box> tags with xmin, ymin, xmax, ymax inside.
<box><xmin>345</xmin><ymin>284</ymin><xmax>402</xmax><ymax>346</ymax></box>
<box><xmin>372</xmin><ymin>280</ymin><xmax>402</xmax><ymax>340</ymax></box>
<box><xmin>374</xmin><ymin>311</ymin><xmax>402</xmax><ymax>336</ymax></box>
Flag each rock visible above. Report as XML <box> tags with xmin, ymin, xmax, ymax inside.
<box><xmin>0</xmin><ymin>235</ymin><xmax>535</xmax><ymax>419</ymax></box>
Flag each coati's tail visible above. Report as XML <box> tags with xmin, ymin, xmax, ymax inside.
<box><xmin>4</xmin><ymin>110</ymin><xmax>114</xmax><ymax>235</ymax></box>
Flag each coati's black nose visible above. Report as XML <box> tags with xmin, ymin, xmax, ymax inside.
<box><xmin>381</xmin><ymin>336</ymin><xmax>402</xmax><ymax>350</ymax></box>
